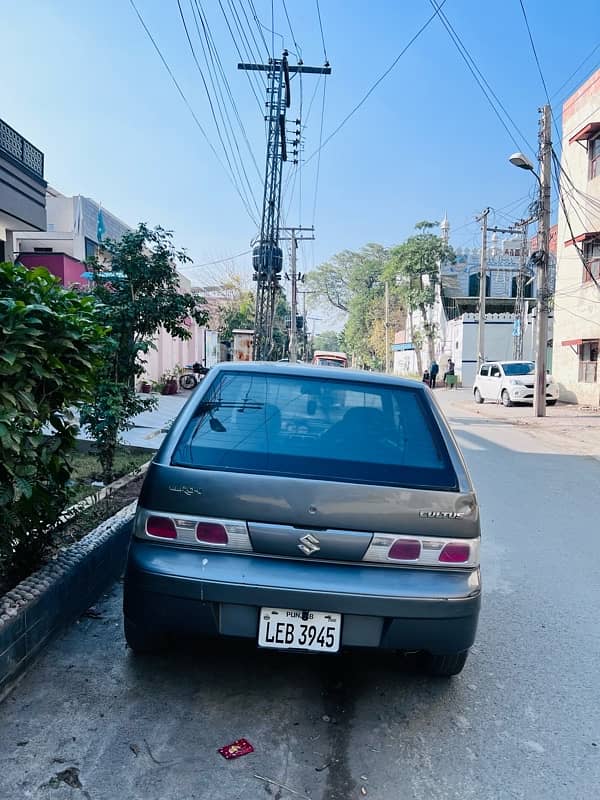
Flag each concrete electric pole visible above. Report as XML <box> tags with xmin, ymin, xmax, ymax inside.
<box><xmin>476</xmin><ymin>208</ymin><xmax>490</xmax><ymax>367</ymax></box>
<box><xmin>534</xmin><ymin>104</ymin><xmax>552</xmax><ymax>417</ymax></box>
<box><xmin>280</xmin><ymin>226</ymin><xmax>314</xmax><ymax>362</ymax></box>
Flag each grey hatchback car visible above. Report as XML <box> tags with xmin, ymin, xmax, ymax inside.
<box><xmin>124</xmin><ymin>363</ymin><xmax>481</xmax><ymax>676</ymax></box>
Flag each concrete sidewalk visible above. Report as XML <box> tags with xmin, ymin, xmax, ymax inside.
<box><xmin>75</xmin><ymin>393</ymin><xmax>190</xmax><ymax>450</ymax></box>
<box><xmin>435</xmin><ymin>387</ymin><xmax>600</xmax><ymax>457</ymax></box>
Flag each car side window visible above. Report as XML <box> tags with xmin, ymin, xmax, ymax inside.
<box><xmin>490</xmin><ymin>365</ymin><xmax>501</xmax><ymax>378</ymax></box>
<box><xmin>479</xmin><ymin>365</ymin><xmax>489</xmax><ymax>377</ymax></box>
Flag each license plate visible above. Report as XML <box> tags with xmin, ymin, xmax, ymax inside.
<box><xmin>258</xmin><ymin>607</ymin><xmax>341</xmax><ymax>653</ymax></box>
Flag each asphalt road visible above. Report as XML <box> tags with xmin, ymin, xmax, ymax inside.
<box><xmin>1</xmin><ymin>394</ymin><xmax>599</xmax><ymax>800</ymax></box>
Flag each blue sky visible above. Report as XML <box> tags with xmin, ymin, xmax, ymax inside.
<box><xmin>3</xmin><ymin>0</ymin><xmax>599</xmax><ymax>288</ymax></box>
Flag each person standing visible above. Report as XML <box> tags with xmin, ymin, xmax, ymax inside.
<box><xmin>429</xmin><ymin>359</ymin><xmax>439</xmax><ymax>389</ymax></box>
<box><xmin>444</xmin><ymin>358</ymin><xmax>455</xmax><ymax>388</ymax></box>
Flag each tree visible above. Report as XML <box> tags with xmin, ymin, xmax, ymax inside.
<box><xmin>313</xmin><ymin>330</ymin><xmax>341</xmax><ymax>351</ymax></box>
<box><xmin>342</xmin><ymin>244</ymin><xmax>392</xmax><ymax>370</ymax></box>
<box><xmin>0</xmin><ymin>262</ymin><xmax>106</xmax><ymax>580</ymax></box>
<box><xmin>305</xmin><ymin>253</ymin><xmax>351</xmax><ymax>312</ymax></box>
<box><xmin>81</xmin><ymin>224</ymin><xmax>208</xmax><ymax>482</ymax></box>
<box><xmin>218</xmin><ymin>288</ymin><xmax>255</xmax><ymax>342</ymax></box>
<box><xmin>386</xmin><ymin>221</ymin><xmax>455</xmax><ymax>368</ymax></box>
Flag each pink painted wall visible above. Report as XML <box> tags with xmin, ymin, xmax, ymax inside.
<box><xmin>18</xmin><ymin>253</ymin><xmax>90</xmax><ymax>288</ymax></box>
<box><xmin>19</xmin><ymin>252</ymin><xmax>210</xmax><ymax>383</ymax></box>
<box><xmin>143</xmin><ymin>322</ymin><xmax>207</xmax><ymax>382</ymax></box>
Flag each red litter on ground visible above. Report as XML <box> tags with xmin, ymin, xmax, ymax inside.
<box><xmin>218</xmin><ymin>739</ymin><xmax>254</xmax><ymax>760</ymax></box>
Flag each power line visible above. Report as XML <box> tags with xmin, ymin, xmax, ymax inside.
<box><xmin>550</xmin><ymin>40</ymin><xmax>600</xmax><ymax>101</ymax></box>
<box><xmin>430</xmin><ymin>0</ymin><xmax>533</xmax><ymax>154</ymax></box>
<box><xmin>184</xmin><ymin>250</ymin><xmax>253</xmax><ymax>271</ymax></box>
<box><xmin>553</xmin><ymin>301</ymin><xmax>600</xmax><ymax>326</ymax></box>
<box><xmin>304</xmin><ymin>0</ymin><xmax>449</xmax><ymax>167</ymax></box>
<box><xmin>218</xmin><ymin>0</ymin><xmax>267</xmax><ymax>114</ymax></box>
<box><xmin>188</xmin><ymin>0</ymin><xmax>262</xmax><ymax>216</ymax></box>
<box><xmin>312</xmin><ymin>75</ymin><xmax>327</xmax><ymax>227</ymax></box>
<box><xmin>192</xmin><ymin>1</ymin><xmax>262</xmax><ymax>179</ymax></box>
<box><xmin>281</xmin><ymin>0</ymin><xmax>301</xmax><ymax>56</ymax></box>
<box><xmin>176</xmin><ymin>0</ymin><xmax>259</xmax><ymax>221</ymax></box>
<box><xmin>517</xmin><ymin>0</ymin><xmax>552</xmax><ymax>105</ymax></box>
<box><xmin>247</xmin><ymin>0</ymin><xmax>271</xmax><ymax>57</ymax></box>
<box><xmin>234</xmin><ymin>0</ymin><xmax>270</xmax><ymax>68</ymax></box>
<box><xmin>315</xmin><ymin>0</ymin><xmax>328</xmax><ymax>63</ymax></box>
<box><xmin>551</xmin><ymin>149</ymin><xmax>600</xmax><ymax>290</ymax></box>
<box><xmin>127</xmin><ymin>0</ymin><xmax>258</xmax><ymax>225</ymax></box>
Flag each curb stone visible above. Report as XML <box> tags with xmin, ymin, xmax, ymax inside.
<box><xmin>0</xmin><ymin>501</ymin><xmax>137</xmax><ymax>700</ymax></box>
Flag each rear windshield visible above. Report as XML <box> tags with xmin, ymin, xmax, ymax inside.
<box><xmin>172</xmin><ymin>372</ymin><xmax>458</xmax><ymax>490</ymax></box>
<box><xmin>502</xmin><ymin>362</ymin><xmax>535</xmax><ymax>376</ymax></box>
<box><xmin>315</xmin><ymin>358</ymin><xmax>346</xmax><ymax>367</ymax></box>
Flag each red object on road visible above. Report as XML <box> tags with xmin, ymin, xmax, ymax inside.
<box><xmin>218</xmin><ymin>739</ymin><xmax>254</xmax><ymax>760</ymax></box>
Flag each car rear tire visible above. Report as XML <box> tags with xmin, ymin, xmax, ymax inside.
<box><xmin>501</xmin><ymin>389</ymin><xmax>513</xmax><ymax>407</ymax></box>
<box><xmin>473</xmin><ymin>388</ymin><xmax>484</xmax><ymax>404</ymax></box>
<box><xmin>423</xmin><ymin>650</ymin><xmax>469</xmax><ymax>677</ymax></box>
<box><xmin>124</xmin><ymin>617</ymin><xmax>166</xmax><ymax>654</ymax></box>
<box><xmin>547</xmin><ymin>399</ymin><xmax>557</xmax><ymax>406</ymax></box>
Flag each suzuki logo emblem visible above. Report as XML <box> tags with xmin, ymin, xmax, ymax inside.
<box><xmin>298</xmin><ymin>533</ymin><xmax>321</xmax><ymax>556</ymax></box>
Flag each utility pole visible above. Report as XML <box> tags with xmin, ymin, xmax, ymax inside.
<box><xmin>476</xmin><ymin>208</ymin><xmax>490</xmax><ymax>367</ymax></box>
<box><xmin>513</xmin><ymin>220</ymin><xmax>530</xmax><ymax>360</ymax></box>
<box><xmin>534</xmin><ymin>104</ymin><xmax>552</xmax><ymax>417</ymax></box>
<box><xmin>280</xmin><ymin>226</ymin><xmax>314</xmax><ymax>362</ymax></box>
<box><xmin>384</xmin><ymin>281</ymin><xmax>390</xmax><ymax>373</ymax></box>
<box><xmin>239</xmin><ymin>54</ymin><xmax>330</xmax><ymax>361</ymax></box>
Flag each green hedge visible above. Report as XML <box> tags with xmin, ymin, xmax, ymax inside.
<box><xmin>0</xmin><ymin>263</ymin><xmax>106</xmax><ymax>582</ymax></box>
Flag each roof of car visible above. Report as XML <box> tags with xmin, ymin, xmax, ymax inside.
<box><xmin>483</xmin><ymin>359</ymin><xmax>534</xmax><ymax>365</ymax></box>
<box><xmin>209</xmin><ymin>361</ymin><xmax>426</xmax><ymax>389</ymax></box>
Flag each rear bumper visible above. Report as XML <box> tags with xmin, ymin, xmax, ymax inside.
<box><xmin>124</xmin><ymin>540</ymin><xmax>481</xmax><ymax>654</ymax></box>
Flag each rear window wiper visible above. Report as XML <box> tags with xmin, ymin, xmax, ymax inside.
<box><xmin>197</xmin><ymin>401</ymin><xmax>264</xmax><ymax>411</ymax></box>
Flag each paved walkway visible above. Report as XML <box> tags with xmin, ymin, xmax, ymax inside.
<box><xmin>73</xmin><ymin>393</ymin><xmax>190</xmax><ymax>450</ymax></box>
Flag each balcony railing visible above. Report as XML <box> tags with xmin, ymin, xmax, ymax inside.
<box><xmin>0</xmin><ymin>118</ymin><xmax>44</xmax><ymax>179</ymax></box>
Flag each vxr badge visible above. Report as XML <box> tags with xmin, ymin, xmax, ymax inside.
<box><xmin>298</xmin><ymin>533</ymin><xmax>321</xmax><ymax>556</ymax></box>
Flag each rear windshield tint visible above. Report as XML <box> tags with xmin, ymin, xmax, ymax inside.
<box><xmin>172</xmin><ymin>372</ymin><xmax>458</xmax><ymax>490</ymax></box>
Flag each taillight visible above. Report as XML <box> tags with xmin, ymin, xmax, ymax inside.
<box><xmin>439</xmin><ymin>542</ymin><xmax>470</xmax><ymax>563</ymax></box>
<box><xmin>146</xmin><ymin>516</ymin><xmax>177</xmax><ymax>539</ymax></box>
<box><xmin>388</xmin><ymin>539</ymin><xmax>421</xmax><ymax>560</ymax></box>
<box><xmin>363</xmin><ymin>533</ymin><xmax>479</xmax><ymax>568</ymax></box>
<box><xmin>196</xmin><ymin>522</ymin><xmax>228</xmax><ymax>545</ymax></box>
<box><xmin>136</xmin><ymin>511</ymin><xmax>253</xmax><ymax>551</ymax></box>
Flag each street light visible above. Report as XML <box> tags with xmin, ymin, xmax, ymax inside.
<box><xmin>509</xmin><ymin>151</ymin><xmax>535</xmax><ymax>172</ymax></box>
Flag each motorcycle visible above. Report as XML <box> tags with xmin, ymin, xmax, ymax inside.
<box><xmin>179</xmin><ymin>362</ymin><xmax>209</xmax><ymax>390</ymax></box>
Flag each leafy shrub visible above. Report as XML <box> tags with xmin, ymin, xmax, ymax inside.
<box><xmin>80</xmin><ymin>224</ymin><xmax>208</xmax><ymax>483</ymax></box>
<box><xmin>0</xmin><ymin>263</ymin><xmax>106</xmax><ymax>582</ymax></box>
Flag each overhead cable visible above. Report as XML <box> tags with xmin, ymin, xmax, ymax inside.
<box><xmin>304</xmin><ymin>0</ymin><xmax>449</xmax><ymax>167</ymax></box>
<box><xmin>315</xmin><ymin>0</ymin><xmax>328</xmax><ymax>63</ymax></box>
<box><xmin>430</xmin><ymin>0</ymin><xmax>534</xmax><ymax>154</ymax></box>
<box><xmin>128</xmin><ymin>0</ymin><xmax>258</xmax><ymax>224</ymax></box>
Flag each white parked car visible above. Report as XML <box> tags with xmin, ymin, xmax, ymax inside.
<box><xmin>473</xmin><ymin>361</ymin><xmax>559</xmax><ymax>407</ymax></box>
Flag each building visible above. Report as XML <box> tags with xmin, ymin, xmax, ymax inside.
<box><xmin>552</xmin><ymin>69</ymin><xmax>600</xmax><ymax>406</ymax></box>
<box><xmin>392</xmin><ymin>217</ymin><xmax>553</xmax><ymax>386</ymax></box>
<box><xmin>0</xmin><ymin>117</ymin><xmax>46</xmax><ymax>262</ymax></box>
<box><xmin>14</xmin><ymin>187</ymin><xmax>130</xmax><ymax>285</ymax></box>
<box><xmin>15</xmin><ymin>187</ymin><xmax>218</xmax><ymax>382</ymax></box>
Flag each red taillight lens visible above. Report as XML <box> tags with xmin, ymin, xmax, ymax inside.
<box><xmin>146</xmin><ymin>516</ymin><xmax>177</xmax><ymax>539</ymax></box>
<box><xmin>196</xmin><ymin>522</ymin><xmax>228</xmax><ymax>544</ymax></box>
<box><xmin>439</xmin><ymin>542</ymin><xmax>470</xmax><ymax>563</ymax></box>
<box><xmin>388</xmin><ymin>539</ymin><xmax>421</xmax><ymax>560</ymax></box>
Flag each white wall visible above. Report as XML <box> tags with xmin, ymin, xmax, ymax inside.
<box><xmin>447</xmin><ymin>313</ymin><xmax>537</xmax><ymax>387</ymax></box>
